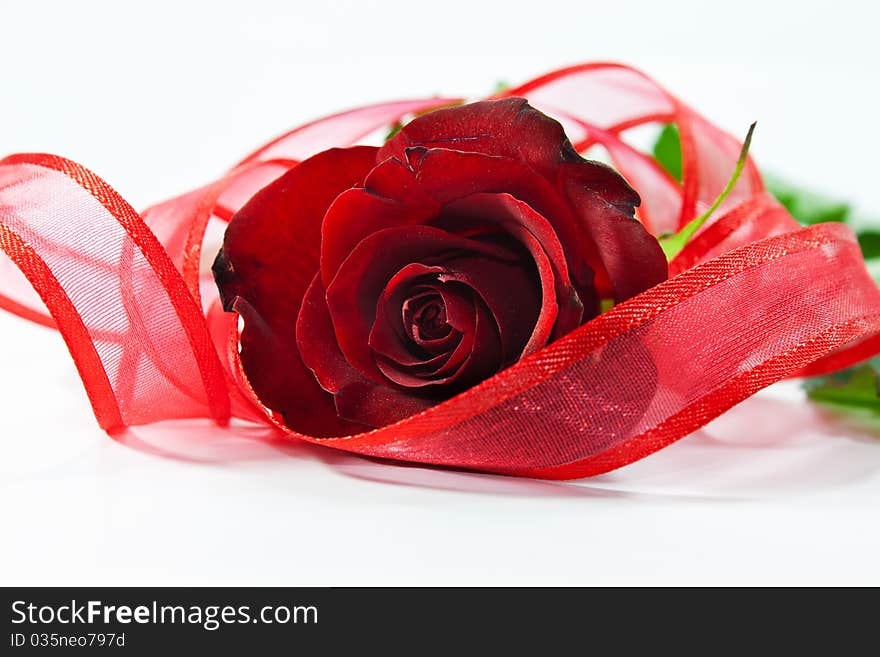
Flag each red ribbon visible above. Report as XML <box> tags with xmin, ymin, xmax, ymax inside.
<box><xmin>2</xmin><ymin>64</ymin><xmax>878</xmax><ymax>479</ymax></box>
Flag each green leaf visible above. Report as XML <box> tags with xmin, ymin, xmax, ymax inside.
<box><xmin>653</xmin><ymin>123</ymin><xmax>682</xmax><ymax>182</ymax></box>
<box><xmin>763</xmin><ymin>174</ymin><xmax>851</xmax><ymax>225</ymax></box>
<box><xmin>659</xmin><ymin>122</ymin><xmax>756</xmax><ymax>260</ymax></box>
<box><xmin>384</xmin><ymin>121</ymin><xmax>403</xmax><ymax>142</ymax></box>
<box><xmin>857</xmin><ymin>231</ymin><xmax>880</xmax><ymax>260</ymax></box>
<box><xmin>804</xmin><ymin>357</ymin><xmax>880</xmax><ymax>410</ymax></box>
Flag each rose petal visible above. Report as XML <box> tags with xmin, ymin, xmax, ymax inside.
<box><xmin>297</xmin><ymin>272</ymin><xmax>443</xmax><ymax>428</ymax></box>
<box><xmin>321</xmin><ymin>148</ymin><xmax>599</xmax><ymax>311</ymax></box>
<box><xmin>379</xmin><ymin>97</ymin><xmax>573</xmax><ymax>179</ymax></box>
<box><xmin>318</xmin><ymin>162</ymin><xmax>433</xmax><ymax>288</ymax></box>
<box><xmin>443</xmin><ymin>295</ymin><xmax>502</xmax><ymax>385</ymax></box>
<box><xmin>436</xmin><ymin>252</ymin><xmax>542</xmax><ymax>364</ymax></box>
<box><xmin>404</xmin><ymin>147</ymin><xmax>655</xmax><ymax>310</ymax></box>
<box><xmin>410</xmin><ymin>148</ymin><xmax>609</xmax><ymax>304</ymax></box>
<box><xmin>559</xmin><ymin>162</ymin><xmax>668</xmax><ymax>302</ymax></box>
<box><xmin>439</xmin><ymin>192</ymin><xmax>583</xmax><ymax>347</ymax></box>
<box><xmin>397</xmin><ymin>145</ymin><xmax>665</xmax><ymax>304</ymax></box>
<box><xmin>233</xmin><ymin>297</ymin><xmax>365</xmax><ymax>436</ymax></box>
<box><xmin>370</xmin><ymin>283</ymin><xmax>474</xmax><ymax>371</ymax></box>
<box><xmin>296</xmin><ymin>272</ymin><xmax>366</xmax><ymax>394</ymax></box>
<box><xmin>375</xmin><ymin>292</ymin><xmax>501</xmax><ymax>389</ymax></box>
<box><xmin>216</xmin><ymin>146</ymin><xmax>379</xmax><ymax>315</ymax></box>
<box><xmin>367</xmin><ymin>263</ymin><xmax>452</xmax><ymax>365</ymax></box>
<box><xmin>405</xmin><ymin>293</ymin><xmax>455</xmax><ymax>347</ymax></box>
<box><xmin>325</xmin><ymin>224</ymin><xmax>519</xmax><ymax>383</ymax></box>
<box><xmin>214</xmin><ymin>146</ymin><xmax>378</xmax><ymax>431</ymax></box>
<box><xmin>332</xmin><ymin>379</ymin><xmax>436</xmax><ymax>428</ymax></box>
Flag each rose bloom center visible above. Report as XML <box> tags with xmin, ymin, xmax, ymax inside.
<box><xmin>403</xmin><ymin>288</ymin><xmax>455</xmax><ymax>348</ymax></box>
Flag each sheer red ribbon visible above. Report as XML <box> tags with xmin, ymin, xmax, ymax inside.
<box><xmin>2</xmin><ymin>64</ymin><xmax>879</xmax><ymax>479</ymax></box>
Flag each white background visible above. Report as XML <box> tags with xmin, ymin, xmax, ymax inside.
<box><xmin>2</xmin><ymin>0</ymin><xmax>879</xmax><ymax>585</ymax></box>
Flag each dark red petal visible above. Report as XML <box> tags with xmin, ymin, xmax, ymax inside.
<box><xmin>375</xmin><ymin>291</ymin><xmax>501</xmax><ymax>389</ymax></box>
<box><xmin>325</xmin><ymin>225</ymin><xmax>516</xmax><ymax>383</ymax></box>
<box><xmin>374</xmin><ymin>282</ymin><xmax>476</xmax><ymax>384</ymax></box>
<box><xmin>362</xmin><ymin>152</ymin><xmax>432</xmax><ymax>202</ymax></box>
<box><xmin>213</xmin><ymin>145</ymin><xmax>379</xmax><ymax>432</ymax></box>
<box><xmin>440</xmin><ymin>192</ymin><xmax>583</xmax><ymax>347</ymax></box>
<box><xmin>378</xmin><ymin>97</ymin><xmax>572</xmax><ymax>179</ymax></box>
<box><xmin>411</xmin><ymin>147</ymin><xmax>658</xmax><ymax>305</ymax></box>
<box><xmin>367</xmin><ymin>263</ymin><xmax>449</xmax><ymax>365</ymax></box>
<box><xmin>216</xmin><ymin>145</ymin><xmax>379</xmax><ymax>316</ymax></box>
<box><xmin>414</xmin><ymin>284</ymin><xmax>474</xmax><ymax>360</ymax></box>
<box><xmin>405</xmin><ymin>294</ymin><xmax>456</xmax><ymax>348</ymax></box>
<box><xmin>391</xmin><ymin>148</ymin><xmax>601</xmax><ymax>311</ymax></box>
<box><xmin>233</xmin><ymin>297</ymin><xmax>365</xmax><ymax>437</ymax></box>
<box><xmin>445</xmin><ymin>295</ymin><xmax>502</xmax><ymax>385</ymax></box>
<box><xmin>375</xmin><ymin>347</ymin><xmax>456</xmax><ymax>377</ymax></box>
<box><xmin>369</xmin><ymin>282</ymin><xmax>472</xmax><ymax>369</ymax></box>
<box><xmin>559</xmin><ymin>162</ymin><xmax>668</xmax><ymax>301</ymax></box>
<box><xmin>321</xmin><ymin>148</ymin><xmax>594</xmax><ymax>303</ymax></box>
<box><xmin>319</xmin><ymin>155</ymin><xmax>436</xmax><ymax>287</ymax></box>
<box><xmin>407</xmin><ymin>146</ymin><xmax>663</xmax><ymax>305</ymax></box>
<box><xmin>378</xmin><ymin>99</ymin><xmax>661</xmax><ymax>304</ymax></box>
<box><xmin>437</xmin><ymin>283</ymin><xmax>476</xmax><ymax>332</ymax></box>
<box><xmin>297</xmin><ymin>273</ymin><xmax>442</xmax><ymax>429</ymax></box>
<box><xmin>332</xmin><ymin>379</ymin><xmax>436</xmax><ymax>428</ymax></box>
<box><xmin>436</xmin><ymin>253</ymin><xmax>542</xmax><ymax>364</ymax></box>
<box><xmin>410</xmin><ymin>147</ymin><xmax>570</xmax><ymax>210</ymax></box>
<box><xmin>296</xmin><ymin>272</ymin><xmax>367</xmax><ymax>394</ymax></box>
<box><xmin>320</xmin><ymin>183</ymin><xmax>439</xmax><ymax>288</ymax></box>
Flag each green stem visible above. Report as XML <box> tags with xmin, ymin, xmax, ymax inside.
<box><xmin>659</xmin><ymin>122</ymin><xmax>757</xmax><ymax>260</ymax></box>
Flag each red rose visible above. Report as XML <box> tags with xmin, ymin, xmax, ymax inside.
<box><xmin>213</xmin><ymin>98</ymin><xmax>667</xmax><ymax>434</ymax></box>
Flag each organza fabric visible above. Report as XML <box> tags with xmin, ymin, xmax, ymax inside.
<box><xmin>2</xmin><ymin>64</ymin><xmax>878</xmax><ymax>478</ymax></box>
